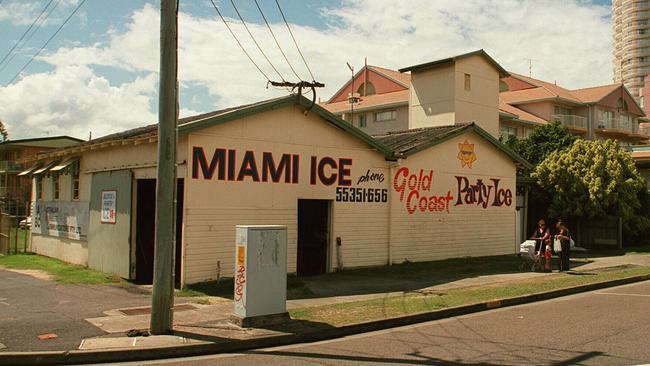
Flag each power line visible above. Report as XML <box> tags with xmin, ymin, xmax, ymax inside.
<box><xmin>0</xmin><ymin>0</ymin><xmax>62</xmax><ymax>74</ymax></box>
<box><xmin>208</xmin><ymin>0</ymin><xmax>271</xmax><ymax>83</ymax></box>
<box><xmin>6</xmin><ymin>0</ymin><xmax>86</xmax><ymax>85</ymax></box>
<box><xmin>253</xmin><ymin>0</ymin><xmax>302</xmax><ymax>81</ymax></box>
<box><xmin>0</xmin><ymin>0</ymin><xmax>55</xmax><ymax>68</ymax></box>
<box><xmin>274</xmin><ymin>0</ymin><xmax>315</xmax><ymax>82</ymax></box>
<box><xmin>229</xmin><ymin>0</ymin><xmax>286</xmax><ymax>83</ymax></box>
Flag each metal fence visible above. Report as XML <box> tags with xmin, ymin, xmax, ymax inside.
<box><xmin>576</xmin><ymin>216</ymin><xmax>622</xmax><ymax>248</ymax></box>
<box><xmin>0</xmin><ymin>198</ymin><xmax>31</xmax><ymax>255</ymax></box>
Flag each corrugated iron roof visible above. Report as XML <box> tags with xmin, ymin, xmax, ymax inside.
<box><xmin>73</xmin><ymin>101</ymin><xmax>262</xmax><ymax>148</ymax></box>
<box><xmin>373</xmin><ymin>122</ymin><xmax>532</xmax><ymax>169</ymax></box>
<box><xmin>33</xmin><ymin>95</ymin><xmax>396</xmax><ymax>161</ymax></box>
<box><xmin>373</xmin><ymin>124</ymin><xmax>470</xmax><ymax>155</ymax></box>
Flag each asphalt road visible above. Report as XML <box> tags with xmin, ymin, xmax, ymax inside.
<box><xmin>102</xmin><ymin>280</ymin><xmax>650</xmax><ymax>366</ymax></box>
<box><xmin>0</xmin><ymin>268</ymin><xmax>151</xmax><ymax>352</ymax></box>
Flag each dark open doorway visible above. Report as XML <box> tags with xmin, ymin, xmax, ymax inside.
<box><xmin>134</xmin><ymin>178</ymin><xmax>184</xmax><ymax>287</ymax></box>
<box><xmin>297</xmin><ymin>199</ymin><xmax>330</xmax><ymax>276</ymax></box>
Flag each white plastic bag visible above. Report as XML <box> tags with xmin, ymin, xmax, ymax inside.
<box><xmin>553</xmin><ymin>238</ymin><xmax>562</xmax><ymax>252</ymax></box>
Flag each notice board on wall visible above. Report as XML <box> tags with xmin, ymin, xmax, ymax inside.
<box><xmin>32</xmin><ymin>201</ymin><xmax>89</xmax><ymax>241</ymax></box>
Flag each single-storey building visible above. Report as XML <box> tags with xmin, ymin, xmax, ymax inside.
<box><xmin>26</xmin><ymin>94</ymin><xmax>530</xmax><ymax>287</ymax></box>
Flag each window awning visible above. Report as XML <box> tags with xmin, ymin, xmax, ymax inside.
<box><xmin>49</xmin><ymin>157</ymin><xmax>79</xmax><ymax>172</ymax></box>
<box><xmin>17</xmin><ymin>163</ymin><xmax>43</xmax><ymax>176</ymax></box>
<box><xmin>32</xmin><ymin>160</ymin><xmax>59</xmax><ymax>175</ymax></box>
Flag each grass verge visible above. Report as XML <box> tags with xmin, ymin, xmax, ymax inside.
<box><xmin>289</xmin><ymin>265</ymin><xmax>650</xmax><ymax>326</ymax></box>
<box><xmin>0</xmin><ymin>253</ymin><xmax>125</xmax><ymax>285</ymax></box>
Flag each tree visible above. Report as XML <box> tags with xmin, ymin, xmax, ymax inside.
<box><xmin>533</xmin><ymin>139</ymin><xmax>646</xmax><ymax>227</ymax></box>
<box><xmin>505</xmin><ymin>121</ymin><xmax>577</xmax><ymax>166</ymax></box>
<box><xmin>0</xmin><ymin>119</ymin><xmax>8</xmax><ymax>142</ymax></box>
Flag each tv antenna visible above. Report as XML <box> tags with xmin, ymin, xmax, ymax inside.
<box><xmin>524</xmin><ymin>58</ymin><xmax>540</xmax><ymax>77</ymax></box>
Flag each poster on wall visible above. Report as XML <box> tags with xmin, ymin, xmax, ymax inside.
<box><xmin>32</xmin><ymin>201</ymin><xmax>89</xmax><ymax>241</ymax></box>
<box><xmin>100</xmin><ymin>190</ymin><xmax>117</xmax><ymax>224</ymax></box>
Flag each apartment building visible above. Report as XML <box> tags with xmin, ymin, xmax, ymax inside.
<box><xmin>0</xmin><ymin>136</ymin><xmax>82</xmax><ymax>203</ymax></box>
<box><xmin>324</xmin><ymin>50</ymin><xmax>509</xmax><ymax>138</ymax></box>
<box><xmin>322</xmin><ymin>51</ymin><xmax>649</xmax><ymax>146</ymax></box>
<box><xmin>501</xmin><ymin>73</ymin><xmax>647</xmax><ymax>146</ymax></box>
<box><xmin>613</xmin><ymin>0</ymin><xmax>650</xmax><ymax>104</ymax></box>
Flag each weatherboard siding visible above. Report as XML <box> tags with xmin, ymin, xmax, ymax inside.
<box><xmin>388</xmin><ymin>131</ymin><xmax>517</xmax><ymax>263</ymax></box>
<box><xmin>182</xmin><ymin>105</ymin><xmax>391</xmax><ymax>284</ymax></box>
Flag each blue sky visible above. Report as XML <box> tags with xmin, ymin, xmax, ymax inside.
<box><xmin>0</xmin><ymin>1</ymin><xmax>335</xmax><ymax>84</ymax></box>
<box><xmin>0</xmin><ymin>0</ymin><xmax>614</xmax><ymax>139</ymax></box>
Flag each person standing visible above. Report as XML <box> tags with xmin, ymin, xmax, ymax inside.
<box><xmin>555</xmin><ymin>220</ymin><xmax>571</xmax><ymax>271</ymax></box>
<box><xmin>531</xmin><ymin>219</ymin><xmax>551</xmax><ymax>255</ymax></box>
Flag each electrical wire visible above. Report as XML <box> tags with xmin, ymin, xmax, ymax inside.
<box><xmin>274</xmin><ymin>0</ymin><xmax>315</xmax><ymax>82</ymax></box>
<box><xmin>229</xmin><ymin>0</ymin><xmax>286</xmax><ymax>83</ymax></box>
<box><xmin>0</xmin><ymin>0</ymin><xmax>55</xmax><ymax>68</ymax></box>
<box><xmin>208</xmin><ymin>0</ymin><xmax>271</xmax><ymax>83</ymax></box>
<box><xmin>6</xmin><ymin>0</ymin><xmax>86</xmax><ymax>85</ymax></box>
<box><xmin>253</xmin><ymin>0</ymin><xmax>302</xmax><ymax>81</ymax></box>
<box><xmin>0</xmin><ymin>0</ymin><xmax>60</xmax><ymax>73</ymax></box>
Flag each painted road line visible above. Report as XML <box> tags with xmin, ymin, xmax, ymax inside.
<box><xmin>593</xmin><ymin>292</ymin><xmax>650</xmax><ymax>298</ymax></box>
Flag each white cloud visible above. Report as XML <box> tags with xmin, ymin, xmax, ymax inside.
<box><xmin>0</xmin><ymin>0</ymin><xmax>81</xmax><ymax>26</ymax></box>
<box><xmin>0</xmin><ymin>65</ymin><xmax>157</xmax><ymax>139</ymax></box>
<box><xmin>1</xmin><ymin>0</ymin><xmax>614</xmax><ymax>139</ymax></box>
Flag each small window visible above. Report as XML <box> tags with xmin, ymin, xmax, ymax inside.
<box><xmin>500</xmin><ymin>125</ymin><xmax>517</xmax><ymax>139</ymax></box>
<box><xmin>375</xmin><ymin>110</ymin><xmax>396</xmax><ymax>122</ymax></box>
<box><xmin>53</xmin><ymin>175</ymin><xmax>60</xmax><ymax>200</ymax></box>
<box><xmin>554</xmin><ymin>105</ymin><xmax>573</xmax><ymax>116</ymax></box>
<box><xmin>358</xmin><ymin>114</ymin><xmax>367</xmax><ymax>128</ymax></box>
<box><xmin>464</xmin><ymin>73</ymin><xmax>471</xmax><ymax>91</ymax></box>
<box><xmin>72</xmin><ymin>171</ymin><xmax>80</xmax><ymax>200</ymax></box>
<box><xmin>356</xmin><ymin>82</ymin><xmax>376</xmax><ymax>96</ymax></box>
<box><xmin>36</xmin><ymin>177</ymin><xmax>43</xmax><ymax>200</ymax></box>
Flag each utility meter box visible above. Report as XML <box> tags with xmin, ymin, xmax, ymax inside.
<box><xmin>231</xmin><ymin>225</ymin><xmax>289</xmax><ymax>327</ymax></box>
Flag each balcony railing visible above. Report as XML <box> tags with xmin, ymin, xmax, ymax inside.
<box><xmin>0</xmin><ymin>161</ymin><xmax>23</xmax><ymax>173</ymax></box>
<box><xmin>597</xmin><ymin>118</ymin><xmax>635</xmax><ymax>132</ymax></box>
<box><xmin>552</xmin><ymin>114</ymin><xmax>587</xmax><ymax>129</ymax></box>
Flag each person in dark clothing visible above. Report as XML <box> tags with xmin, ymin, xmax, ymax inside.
<box><xmin>555</xmin><ymin>220</ymin><xmax>571</xmax><ymax>271</ymax></box>
<box><xmin>530</xmin><ymin>219</ymin><xmax>551</xmax><ymax>255</ymax></box>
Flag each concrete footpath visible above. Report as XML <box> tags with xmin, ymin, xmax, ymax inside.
<box><xmin>1</xmin><ymin>253</ymin><xmax>650</xmax><ymax>365</ymax></box>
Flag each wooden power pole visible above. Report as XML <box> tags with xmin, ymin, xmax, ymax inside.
<box><xmin>150</xmin><ymin>0</ymin><xmax>178</xmax><ymax>335</ymax></box>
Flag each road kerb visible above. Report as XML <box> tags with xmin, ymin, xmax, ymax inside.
<box><xmin>1</xmin><ymin>272</ymin><xmax>649</xmax><ymax>366</ymax></box>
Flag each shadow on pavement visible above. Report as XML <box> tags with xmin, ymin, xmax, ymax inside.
<box><xmin>552</xmin><ymin>351</ymin><xmax>604</xmax><ymax>366</ymax></box>
<box><xmin>240</xmin><ymin>347</ymin><xmax>605</xmax><ymax>366</ymax></box>
<box><xmin>174</xmin><ymin>318</ymin><xmax>334</xmax><ymax>344</ymax></box>
<box><xmin>243</xmin><ymin>349</ymin><xmax>500</xmax><ymax>365</ymax></box>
